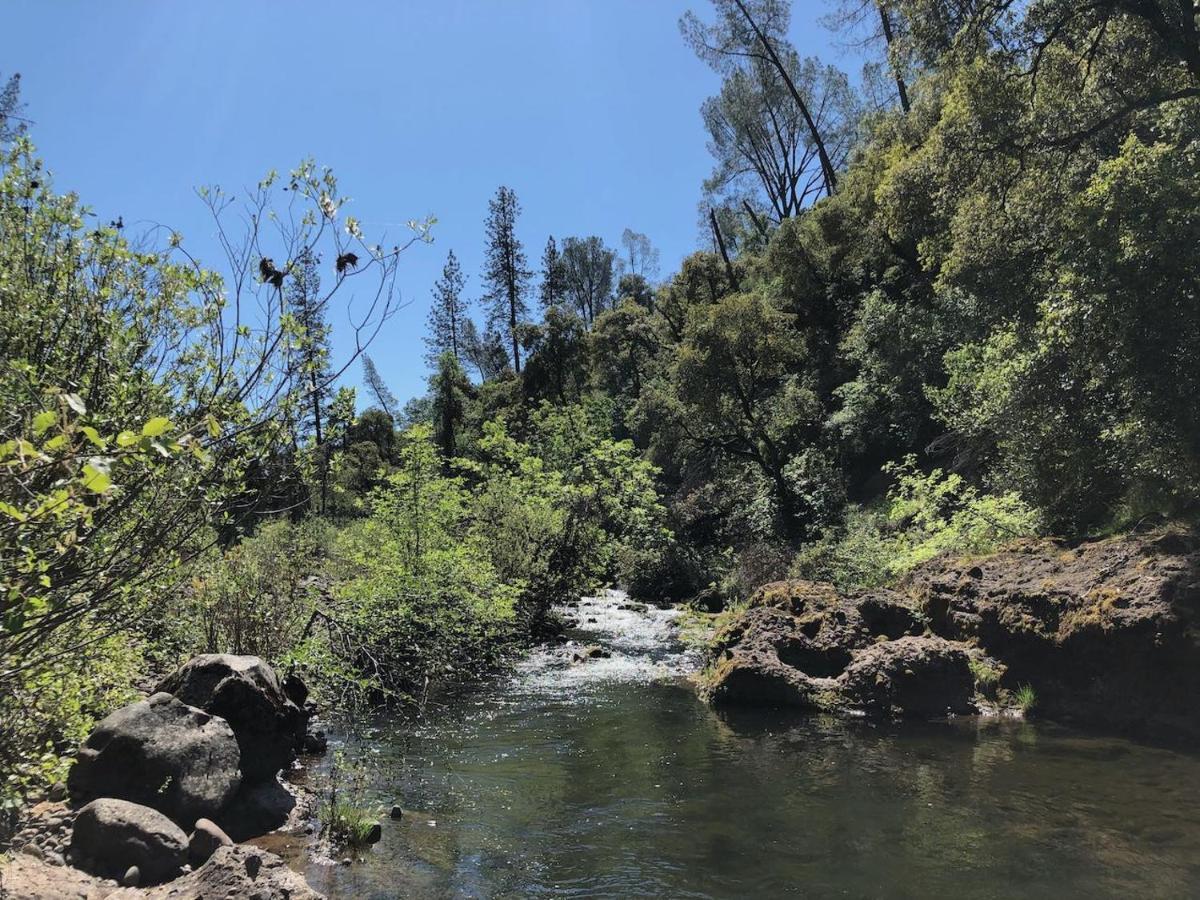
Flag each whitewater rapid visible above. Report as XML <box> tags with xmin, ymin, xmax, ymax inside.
<box><xmin>513</xmin><ymin>589</ymin><xmax>702</xmax><ymax>694</ymax></box>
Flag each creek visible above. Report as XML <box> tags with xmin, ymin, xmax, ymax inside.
<box><xmin>297</xmin><ymin>590</ymin><xmax>1200</xmax><ymax>898</ymax></box>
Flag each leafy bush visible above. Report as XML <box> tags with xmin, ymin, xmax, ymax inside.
<box><xmin>793</xmin><ymin>457</ymin><xmax>1041</xmax><ymax>588</ymax></box>
<box><xmin>312</xmin><ymin>426</ymin><xmax>520</xmax><ymax>707</ymax></box>
<box><xmin>179</xmin><ymin>518</ymin><xmax>335</xmax><ymax>662</ymax></box>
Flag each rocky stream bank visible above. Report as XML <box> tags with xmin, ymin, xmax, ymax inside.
<box><xmin>700</xmin><ymin>528</ymin><xmax>1200</xmax><ymax>740</ymax></box>
<box><xmin>0</xmin><ymin>654</ymin><xmax>329</xmax><ymax>899</ymax></box>
<box><xmin>4</xmin><ymin>529</ymin><xmax>1199</xmax><ymax>898</ymax></box>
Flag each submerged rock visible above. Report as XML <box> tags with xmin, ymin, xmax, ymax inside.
<box><xmin>157</xmin><ymin>654</ymin><xmax>307</xmax><ymax>782</ymax></box>
<box><xmin>67</xmin><ymin>692</ymin><xmax>241</xmax><ymax>825</ymax></box>
<box><xmin>571</xmin><ymin>644</ymin><xmax>612</xmax><ymax>663</ymax></box>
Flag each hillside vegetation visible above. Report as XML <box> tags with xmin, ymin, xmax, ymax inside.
<box><xmin>2</xmin><ymin>0</ymin><xmax>1199</xmax><ymax>832</ymax></box>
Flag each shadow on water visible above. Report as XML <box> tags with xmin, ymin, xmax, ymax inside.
<box><xmin>299</xmin><ymin>591</ymin><xmax>1200</xmax><ymax>899</ymax></box>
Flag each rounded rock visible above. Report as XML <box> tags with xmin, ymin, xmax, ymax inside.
<box><xmin>71</xmin><ymin>798</ymin><xmax>188</xmax><ymax>885</ymax></box>
<box><xmin>188</xmin><ymin>817</ymin><xmax>234</xmax><ymax>867</ymax></box>
<box><xmin>67</xmin><ymin>692</ymin><xmax>241</xmax><ymax>825</ymax></box>
<box><xmin>157</xmin><ymin>655</ymin><xmax>306</xmax><ymax>783</ymax></box>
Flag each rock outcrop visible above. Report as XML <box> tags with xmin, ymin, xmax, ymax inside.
<box><xmin>137</xmin><ymin>845</ymin><xmax>320</xmax><ymax>899</ymax></box>
<box><xmin>701</xmin><ymin>580</ymin><xmax>941</xmax><ymax>713</ymax></box>
<box><xmin>70</xmin><ymin>799</ymin><xmax>188</xmax><ymax>885</ymax></box>
<box><xmin>67</xmin><ymin>692</ymin><xmax>241</xmax><ymax>825</ymax></box>
<box><xmin>157</xmin><ymin>654</ymin><xmax>307</xmax><ymax>782</ymax></box>
<box><xmin>841</xmin><ymin>635</ymin><xmax>975</xmax><ymax>716</ymax></box>
<box><xmin>9</xmin><ymin>655</ymin><xmax>329</xmax><ymax>898</ymax></box>
<box><xmin>910</xmin><ymin>529</ymin><xmax>1200</xmax><ymax>735</ymax></box>
<box><xmin>701</xmin><ymin>528</ymin><xmax>1200</xmax><ymax>736</ymax></box>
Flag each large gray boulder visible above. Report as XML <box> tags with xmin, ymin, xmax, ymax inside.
<box><xmin>70</xmin><ymin>799</ymin><xmax>188</xmax><ymax>884</ymax></box>
<box><xmin>157</xmin><ymin>655</ymin><xmax>306</xmax><ymax>782</ymax></box>
<box><xmin>67</xmin><ymin>692</ymin><xmax>241</xmax><ymax>825</ymax></box>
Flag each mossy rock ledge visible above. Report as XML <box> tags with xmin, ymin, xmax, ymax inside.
<box><xmin>700</xmin><ymin>528</ymin><xmax>1200</xmax><ymax>738</ymax></box>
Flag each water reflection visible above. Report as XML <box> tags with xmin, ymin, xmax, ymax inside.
<box><xmin>301</xmin><ymin>591</ymin><xmax>1200</xmax><ymax>899</ymax></box>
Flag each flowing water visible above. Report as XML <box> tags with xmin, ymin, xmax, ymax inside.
<box><xmin>298</xmin><ymin>590</ymin><xmax>1200</xmax><ymax>898</ymax></box>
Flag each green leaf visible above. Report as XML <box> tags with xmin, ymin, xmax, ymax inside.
<box><xmin>206</xmin><ymin>415</ymin><xmax>221</xmax><ymax>438</ymax></box>
<box><xmin>142</xmin><ymin>417</ymin><xmax>172</xmax><ymax>437</ymax></box>
<box><xmin>32</xmin><ymin>410</ymin><xmax>56</xmax><ymax>435</ymax></box>
<box><xmin>81</xmin><ymin>464</ymin><xmax>112</xmax><ymax>493</ymax></box>
<box><xmin>116</xmin><ymin>431</ymin><xmax>139</xmax><ymax>448</ymax></box>
<box><xmin>80</xmin><ymin>426</ymin><xmax>106</xmax><ymax>448</ymax></box>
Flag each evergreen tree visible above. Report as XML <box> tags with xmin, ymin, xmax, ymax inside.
<box><xmin>287</xmin><ymin>249</ymin><xmax>333</xmax><ymax>512</ymax></box>
<box><xmin>430</xmin><ymin>351</ymin><xmax>471</xmax><ymax>460</ymax></box>
<box><xmin>426</xmin><ymin>249</ymin><xmax>468</xmax><ymax>364</ymax></box>
<box><xmin>481</xmin><ymin>186</ymin><xmax>532</xmax><ymax>373</ymax></box>
<box><xmin>539</xmin><ymin>236</ymin><xmax>566</xmax><ymax>310</ymax></box>
<box><xmin>0</xmin><ymin>73</ymin><xmax>26</xmax><ymax>146</ymax></box>
<box><xmin>362</xmin><ymin>354</ymin><xmax>399</xmax><ymax>421</ymax></box>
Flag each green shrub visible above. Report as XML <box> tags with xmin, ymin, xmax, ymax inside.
<box><xmin>180</xmin><ymin>518</ymin><xmax>335</xmax><ymax>662</ymax></box>
<box><xmin>313</xmin><ymin>426</ymin><xmax>520</xmax><ymax>707</ymax></box>
<box><xmin>793</xmin><ymin>457</ymin><xmax>1041</xmax><ymax>589</ymax></box>
<box><xmin>0</xmin><ymin>623</ymin><xmax>143</xmax><ymax>837</ymax></box>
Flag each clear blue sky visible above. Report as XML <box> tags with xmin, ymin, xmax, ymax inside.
<box><xmin>6</xmin><ymin>0</ymin><xmax>859</xmax><ymax>405</ymax></box>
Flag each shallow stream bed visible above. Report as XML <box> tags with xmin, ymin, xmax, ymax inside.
<box><xmin>299</xmin><ymin>591</ymin><xmax>1200</xmax><ymax>898</ymax></box>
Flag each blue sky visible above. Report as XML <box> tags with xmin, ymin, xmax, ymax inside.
<box><xmin>6</xmin><ymin>0</ymin><xmax>860</xmax><ymax>405</ymax></box>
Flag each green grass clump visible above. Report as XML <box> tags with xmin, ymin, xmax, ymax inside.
<box><xmin>323</xmin><ymin>797</ymin><xmax>379</xmax><ymax>847</ymax></box>
<box><xmin>1014</xmin><ymin>683</ymin><xmax>1037</xmax><ymax>713</ymax></box>
<box><xmin>317</xmin><ymin>750</ymin><xmax>381</xmax><ymax>849</ymax></box>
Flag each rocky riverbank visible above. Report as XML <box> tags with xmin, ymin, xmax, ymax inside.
<box><xmin>0</xmin><ymin>654</ymin><xmax>330</xmax><ymax>899</ymax></box>
<box><xmin>701</xmin><ymin>527</ymin><xmax>1200</xmax><ymax>739</ymax></box>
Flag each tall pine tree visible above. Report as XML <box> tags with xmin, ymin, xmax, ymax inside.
<box><xmin>0</xmin><ymin>72</ymin><xmax>27</xmax><ymax>146</ymax></box>
<box><xmin>481</xmin><ymin>186</ymin><xmax>531</xmax><ymax>373</ymax></box>
<box><xmin>426</xmin><ymin>249</ymin><xmax>468</xmax><ymax>365</ymax></box>
<box><xmin>287</xmin><ymin>249</ymin><xmax>333</xmax><ymax>513</ymax></box>
<box><xmin>539</xmin><ymin>236</ymin><xmax>565</xmax><ymax>310</ymax></box>
<box><xmin>362</xmin><ymin>354</ymin><xmax>399</xmax><ymax>421</ymax></box>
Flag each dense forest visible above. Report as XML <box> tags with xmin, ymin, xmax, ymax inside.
<box><xmin>2</xmin><ymin>0</ymin><xmax>1199</xmax><ymax>845</ymax></box>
